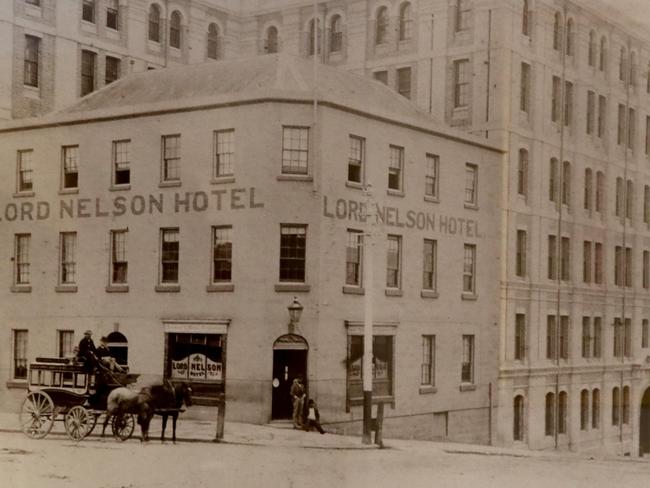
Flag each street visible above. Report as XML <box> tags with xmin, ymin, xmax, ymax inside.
<box><xmin>2</xmin><ymin>431</ymin><xmax>650</xmax><ymax>488</ymax></box>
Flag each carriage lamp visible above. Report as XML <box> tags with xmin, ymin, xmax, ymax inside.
<box><xmin>287</xmin><ymin>297</ymin><xmax>303</xmax><ymax>334</ymax></box>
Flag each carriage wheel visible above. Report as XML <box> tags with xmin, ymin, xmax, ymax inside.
<box><xmin>111</xmin><ymin>413</ymin><xmax>135</xmax><ymax>441</ymax></box>
<box><xmin>20</xmin><ymin>391</ymin><xmax>56</xmax><ymax>439</ymax></box>
<box><xmin>64</xmin><ymin>406</ymin><xmax>93</xmax><ymax>441</ymax></box>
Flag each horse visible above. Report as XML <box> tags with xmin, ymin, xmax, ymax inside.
<box><xmin>147</xmin><ymin>380</ymin><xmax>193</xmax><ymax>443</ymax></box>
<box><xmin>103</xmin><ymin>387</ymin><xmax>154</xmax><ymax>442</ymax></box>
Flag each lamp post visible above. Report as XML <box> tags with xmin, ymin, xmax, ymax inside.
<box><xmin>287</xmin><ymin>297</ymin><xmax>303</xmax><ymax>334</ymax></box>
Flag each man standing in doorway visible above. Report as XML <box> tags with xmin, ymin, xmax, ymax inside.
<box><xmin>290</xmin><ymin>377</ymin><xmax>305</xmax><ymax>429</ymax></box>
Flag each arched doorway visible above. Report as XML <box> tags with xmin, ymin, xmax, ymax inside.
<box><xmin>641</xmin><ymin>388</ymin><xmax>650</xmax><ymax>456</ymax></box>
<box><xmin>271</xmin><ymin>334</ymin><xmax>308</xmax><ymax>420</ymax></box>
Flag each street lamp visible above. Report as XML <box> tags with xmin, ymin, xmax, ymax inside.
<box><xmin>287</xmin><ymin>297</ymin><xmax>303</xmax><ymax>334</ymax></box>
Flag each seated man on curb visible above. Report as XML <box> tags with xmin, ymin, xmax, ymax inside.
<box><xmin>96</xmin><ymin>336</ymin><xmax>124</xmax><ymax>373</ymax></box>
<box><xmin>304</xmin><ymin>398</ymin><xmax>325</xmax><ymax>434</ymax></box>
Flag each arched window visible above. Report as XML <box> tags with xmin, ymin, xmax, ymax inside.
<box><xmin>148</xmin><ymin>4</ymin><xmax>161</xmax><ymax>42</ymax></box>
<box><xmin>513</xmin><ymin>395</ymin><xmax>525</xmax><ymax>441</ymax></box>
<box><xmin>580</xmin><ymin>389</ymin><xmax>589</xmax><ymax>430</ymax></box>
<box><xmin>399</xmin><ymin>2</ymin><xmax>412</xmax><ymax>41</ymax></box>
<box><xmin>170</xmin><ymin>11</ymin><xmax>182</xmax><ymax>49</ymax></box>
<box><xmin>308</xmin><ymin>18</ymin><xmax>320</xmax><ymax>55</ymax></box>
<box><xmin>612</xmin><ymin>386</ymin><xmax>620</xmax><ymax>425</ymax></box>
<box><xmin>518</xmin><ymin>149</ymin><xmax>528</xmax><ymax>197</ymax></box>
<box><xmin>522</xmin><ymin>0</ymin><xmax>530</xmax><ymax>36</ymax></box>
<box><xmin>558</xmin><ymin>391</ymin><xmax>568</xmax><ymax>434</ymax></box>
<box><xmin>565</xmin><ymin>18</ymin><xmax>574</xmax><ymax>56</ymax></box>
<box><xmin>330</xmin><ymin>15</ymin><xmax>342</xmax><ymax>52</ymax></box>
<box><xmin>592</xmin><ymin>389</ymin><xmax>600</xmax><ymax>429</ymax></box>
<box><xmin>207</xmin><ymin>23</ymin><xmax>219</xmax><ymax>59</ymax></box>
<box><xmin>620</xmin><ymin>46</ymin><xmax>627</xmax><ymax>81</ymax></box>
<box><xmin>623</xmin><ymin>385</ymin><xmax>630</xmax><ymax>424</ymax></box>
<box><xmin>376</xmin><ymin>6</ymin><xmax>388</xmax><ymax>45</ymax></box>
<box><xmin>553</xmin><ymin>12</ymin><xmax>562</xmax><ymax>51</ymax></box>
<box><xmin>599</xmin><ymin>36</ymin><xmax>607</xmax><ymax>71</ymax></box>
<box><xmin>588</xmin><ymin>30</ymin><xmax>596</xmax><ymax>67</ymax></box>
<box><xmin>266</xmin><ymin>26</ymin><xmax>278</xmax><ymax>53</ymax></box>
<box><xmin>545</xmin><ymin>392</ymin><xmax>555</xmax><ymax>435</ymax></box>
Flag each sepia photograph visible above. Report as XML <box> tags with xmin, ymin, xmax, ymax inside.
<box><xmin>1</xmin><ymin>0</ymin><xmax>650</xmax><ymax>486</ymax></box>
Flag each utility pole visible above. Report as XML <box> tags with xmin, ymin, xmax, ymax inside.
<box><xmin>362</xmin><ymin>184</ymin><xmax>375</xmax><ymax>444</ymax></box>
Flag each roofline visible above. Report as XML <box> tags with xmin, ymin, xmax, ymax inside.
<box><xmin>0</xmin><ymin>96</ymin><xmax>504</xmax><ymax>154</ymax></box>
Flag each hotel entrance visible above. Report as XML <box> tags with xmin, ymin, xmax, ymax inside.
<box><xmin>271</xmin><ymin>334</ymin><xmax>308</xmax><ymax>420</ymax></box>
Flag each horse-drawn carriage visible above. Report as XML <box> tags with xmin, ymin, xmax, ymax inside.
<box><xmin>20</xmin><ymin>357</ymin><xmax>139</xmax><ymax>441</ymax></box>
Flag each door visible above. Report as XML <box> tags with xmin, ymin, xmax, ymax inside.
<box><xmin>641</xmin><ymin>388</ymin><xmax>650</xmax><ymax>455</ymax></box>
<box><xmin>271</xmin><ymin>349</ymin><xmax>307</xmax><ymax>420</ymax></box>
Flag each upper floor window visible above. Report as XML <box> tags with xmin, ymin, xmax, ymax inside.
<box><xmin>425</xmin><ymin>153</ymin><xmax>440</xmax><ymax>199</ymax></box>
<box><xmin>565</xmin><ymin>18</ymin><xmax>574</xmax><ymax>56</ymax></box>
<box><xmin>588</xmin><ymin>30</ymin><xmax>596</xmax><ymax>66</ymax></box>
<box><xmin>598</xmin><ymin>95</ymin><xmax>606</xmax><ymax>138</ymax></box>
<box><xmin>422</xmin><ymin>239</ymin><xmax>437</xmax><ymax>292</ymax></box>
<box><xmin>170</xmin><ymin>11</ymin><xmax>182</xmax><ymax>49</ymax></box>
<box><xmin>160</xmin><ymin>228</ymin><xmax>180</xmax><ymax>284</ymax></box>
<box><xmin>307</xmin><ymin>18</ymin><xmax>321</xmax><ymax>55</ymax></box>
<box><xmin>62</xmin><ymin>145</ymin><xmax>79</xmax><ymax>190</ymax></box>
<box><xmin>105</xmin><ymin>56</ymin><xmax>120</xmax><ymax>85</ymax></box>
<box><xmin>630</xmin><ymin>51</ymin><xmax>637</xmax><ymax>86</ymax></box>
<box><xmin>82</xmin><ymin>0</ymin><xmax>95</xmax><ymax>23</ymax></box>
<box><xmin>456</xmin><ymin>0</ymin><xmax>471</xmax><ymax>32</ymax></box>
<box><xmin>348</xmin><ymin>135</ymin><xmax>364</xmax><ymax>184</ymax></box>
<box><xmin>24</xmin><ymin>35</ymin><xmax>40</xmax><ymax>88</ymax></box>
<box><xmin>59</xmin><ymin>232</ymin><xmax>77</xmax><ymax>285</ymax></box>
<box><xmin>462</xmin><ymin>243</ymin><xmax>476</xmax><ymax>294</ymax></box>
<box><xmin>584</xmin><ymin>168</ymin><xmax>593</xmax><ymax>211</ymax></box>
<box><xmin>279</xmin><ymin>225</ymin><xmax>307</xmax><ymax>282</ymax></box>
<box><xmin>374</xmin><ymin>70</ymin><xmax>388</xmax><ymax>85</ymax></box>
<box><xmin>214</xmin><ymin>129</ymin><xmax>235</xmax><ymax>178</ymax></box>
<box><xmin>207</xmin><ymin>24</ymin><xmax>220</xmax><ymax>60</ymax></box>
<box><xmin>386</xmin><ymin>234</ymin><xmax>402</xmax><ymax>289</ymax></box>
<box><xmin>551</xmin><ymin>75</ymin><xmax>561</xmax><ymax>122</ymax></box>
<box><xmin>586</xmin><ymin>90</ymin><xmax>595</xmax><ymax>135</ymax></box>
<box><xmin>106</xmin><ymin>0</ymin><xmax>119</xmax><ymax>30</ymax></box>
<box><xmin>563</xmin><ymin>81</ymin><xmax>573</xmax><ymax>127</ymax></box>
<box><xmin>549</xmin><ymin>157</ymin><xmax>559</xmax><ymax>203</ymax></box>
<box><xmin>281</xmin><ymin>126</ymin><xmax>309</xmax><ymax>175</ymax></box>
<box><xmin>330</xmin><ymin>15</ymin><xmax>343</xmax><ymax>52</ymax></box>
<box><xmin>514</xmin><ymin>314</ymin><xmax>526</xmax><ymax>360</ymax></box>
<box><xmin>388</xmin><ymin>145</ymin><xmax>404</xmax><ymax>192</ymax></box>
<box><xmin>375</xmin><ymin>6</ymin><xmax>389</xmax><ymax>45</ymax></box>
<box><xmin>599</xmin><ymin>36</ymin><xmax>607</xmax><ymax>71</ymax></box>
<box><xmin>80</xmin><ymin>50</ymin><xmax>96</xmax><ymax>96</ymax></box>
<box><xmin>516</xmin><ymin>230</ymin><xmax>527</xmax><ymax>278</ymax></box>
<box><xmin>266</xmin><ymin>26</ymin><xmax>279</xmax><ymax>53</ymax></box>
<box><xmin>17</xmin><ymin>150</ymin><xmax>33</xmax><ymax>193</ymax></box>
<box><xmin>112</xmin><ymin>140</ymin><xmax>130</xmax><ymax>186</ymax></box>
<box><xmin>464</xmin><ymin>163</ymin><xmax>478</xmax><ymax>206</ymax></box>
<box><xmin>453</xmin><ymin>59</ymin><xmax>470</xmax><ymax>108</ymax></box>
<box><xmin>620</xmin><ymin>46</ymin><xmax>627</xmax><ymax>82</ymax></box>
<box><xmin>14</xmin><ymin>234</ymin><xmax>31</xmax><ymax>286</ymax></box>
<box><xmin>396</xmin><ymin>67</ymin><xmax>411</xmax><ymax>99</ymax></box>
<box><xmin>520</xmin><ymin>62</ymin><xmax>531</xmax><ymax>113</ymax></box>
<box><xmin>162</xmin><ymin>135</ymin><xmax>181</xmax><ymax>182</ymax></box>
<box><xmin>522</xmin><ymin>0</ymin><xmax>530</xmax><ymax>36</ymax></box>
<box><xmin>553</xmin><ymin>12</ymin><xmax>562</xmax><ymax>51</ymax></box>
<box><xmin>212</xmin><ymin>226</ymin><xmax>232</xmax><ymax>283</ymax></box>
<box><xmin>399</xmin><ymin>2</ymin><xmax>412</xmax><ymax>41</ymax></box>
<box><xmin>561</xmin><ymin>160</ymin><xmax>571</xmax><ymax>207</ymax></box>
<box><xmin>110</xmin><ymin>229</ymin><xmax>128</xmax><ymax>285</ymax></box>
<box><xmin>461</xmin><ymin>335</ymin><xmax>475</xmax><ymax>383</ymax></box>
<box><xmin>345</xmin><ymin>230</ymin><xmax>363</xmax><ymax>287</ymax></box>
<box><xmin>517</xmin><ymin>149</ymin><xmax>528</xmax><ymax>198</ymax></box>
<box><xmin>148</xmin><ymin>4</ymin><xmax>161</xmax><ymax>42</ymax></box>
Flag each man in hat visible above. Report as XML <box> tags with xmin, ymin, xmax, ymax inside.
<box><xmin>96</xmin><ymin>336</ymin><xmax>124</xmax><ymax>372</ymax></box>
<box><xmin>77</xmin><ymin>330</ymin><xmax>96</xmax><ymax>369</ymax></box>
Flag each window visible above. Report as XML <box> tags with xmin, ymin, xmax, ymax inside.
<box><xmin>615</xmin><ymin>246</ymin><xmax>623</xmax><ymax>286</ymax></box>
<box><xmin>558</xmin><ymin>391</ymin><xmax>568</xmax><ymax>434</ymax></box>
<box><xmin>623</xmin><ymin>386</ymin><xmax>630</xmax><ymax>425</ymax></box>
<box><xmin>582</xmin><ymin>317</ymin><xmax>591</xmax><ymax>358</ymax></box>
<box><xmin>522</xmin><ymin>0</ymin><xmax>530</xmax><ymax>36</ymax></box>
<box><xmin>594</xmin><ymin>242</ymin><xmax>603</xmax><ymax>284</ymax></box>
<box><xmin>462</xmin><ymin>244</ymin><xmax>476</xmax><ymax>294</ymax></box>
<box><xmin>514</xmin><ymin>395</ymin><xmax>525</xmax><ymax>441</ymax></box>
<box><xmin>388</xmin><ymin>145</ymin><xmax>404</xmax><ymax>191</ymax></box>
<box><xmin>397</xmin><ymin>67</ymin><xmax>411</xmax><ymax>99</ymax></box>
<box><xmin>625</xmin><ymin>318</ymin><xmax>632</xmax><ymax>357</ymax></box>
<box><xmin>281</xmin><ymin>127</ymin><xmax>309</xmax><ymax>175</ymax></box>
<box><xmin>595</xmin><ymin>171</ymin><xmax>604</xmax><ymax>212</ymax></box>
<box><xmin>421</xmin><ymin>335</ymin><xmax>435</xmax><ymax>386</ymax></box>
<box><xmin>13</xmin><ymin>330</ymin><xmax>28</xmax><ymax>380</ymax></box>
<box><xmin>461</xmin><ymin>335</ymin><xmax>474</xmax><ymax>384</ymax></box>
<box><xmin>207</xmin><ymin>24</ymin><xmax>220</xmax><ymax>59</ymax></box>
<box><xmin>584</xmin><ymin>168</ymin><xmax>592</xmax><ymax>211</ymax></box>
<box><xmin>17</xmin><ymin>150</ymin><xmax>33</xmax><ymax>193</ymax></box>
<box><xmin>644</xmin><ymin>251</ymin><xmax>649</xmax><ymax>289</ymax></box>
<box><xmin>82</xmin><ymin>0</ymin><xmax>95</xmax><ymax>23</ymax></box>
<box><xmin>399</xmin><ymin>3</ymin><xmax>412</xmax><ymax>41</ymax></box>
<box><xmin>551</xmin><ymin>76</ymin><xmax>561</xmax><ymax>123</ymax></box>
<box><xmin>112</xmin><ymin>140</ymin><xmax>130</xmax><ymax>186</ymax></box>
<box><xmin>560</xmin><ymin>237</ymin><xmax>570</xmax><ymax>281</ymax></box>
<box><xmin>330</xmin><ymin>15</ymin><xmax>343</xmax><ymax>52</ymax></box>
<box><xmin>599</xmin><ymin>36</ymin><xmax>607</xmax><ymax>71</ymax></box>
<box><xmin>14</xmin><ymin>234</ymin><xmax>31</xmax><ymax>286</ymax></box>
<box><xmin>620</xmin><ymin>46</ymin><xmax>627</xmax><ymax>82</ymax></box>
<box><xmin>24</xmin><ymin>35</ymin><xmax>40</xmax><ymax>87</ymax></box>
<box><xmin>346</xmin><ymin>230</ymin><xmax>363</xmax><ymax>287</ymax></box>
<box><xmin>106</xmin><ymin>0</ymin><xmax>119</xmax><ymax>30</ymax></box>
<box><xmin>516</xmin><ymin>230</ymin><xmax>527</xmax><ymax>278</ymax></box>
<box><xmin>598</xmin><ymin>95</ymin><xmax>607</xmax><ymax>138</ymax></box>
<box><xmin>375</xmin><ymin>7</ymin><xmax>388</xmax><ymax>44</ymax></box>
<box><xmin>642</xmin><ymin>319</ymin><xmax>649</xmax><ymax>348</ymax></box>
<box><xmin>422</xmin><ymin>239</ymin><xmax>437</xmax><ymax>291</ymax></box>
<box><xmin>148</xmin><ymin>4</ymin><xmax>161</xmax><ymax>42</ymax></box>
<box><xmin>520</xmin><ymin>63</ymin><xmax>531</xmax><ymax>113</ymax></box>
<box><xmin>170</xmin><ymin>11</ymin><xmax>182</xmax><ymax>49</ymax></box>
<box><xmin>348</xmin><ymin>136</ymin><xmax>364</xmax><ymax>184</ymax></box>
<box><xmin>105</xmin><ymin>56</ymin><xmax>120</xmax><ymax>85</ymax></box>
<box><xmin>160</xmin><ymin>228</ymin><xmax>179</xmax><ymax>284</ymax></box>
<box><xmin>214</xmin><ymin>129</ymin><xmax>235</xmax><ymax>178</ymax></box>
<box><xmin>614</xmin><ymin>318</ymin><xmax>624</xmax><ymax>357</ymax></box>
<box><xmin>80</xmin><ymin>50</ymin><xmax>96</xmax><ymax>96</ymax></box>
<box><xmin>553</xmin><ymin>12</ymin><xmax>562</xmax><ymax>51</ymax></box>
<box><xmin>167</xmin><ymin>333</ymin><xmax>224</xmax><ymax>388</ymax></box>
<box><xmin>464</xmin><ymin>163</ymin><xmax>478</xmax><ymax>206</ymax></box>
<box><xmin>110</xmin><ymin>230</ymin><xmax>127</xmax><ymax>285</ymax></box>
<box><xmin>565</xmin><ymin>19</ymin><xmax>574</xmax><ymax>56</ymax></box>
<box><xmin>518</xmin><ymin>149</ymin><xmax>528</xmax><ymax>197</ymax></box>
<box><xmin>546</xmin><ymin>315</ymin><xmax>557</xmax><ymax>359</ymax></box>
<box><xmin>58</xmin><ymin>330</ymin><xmax>74</xmax><ymax>359</ymax></box>
<box><xmin>545</xmin><ymin>392</ymin><xmax>555</xmax><ymax>435</ymax></box>
<box><xmin>615</xmin><ymin>177</ymin><xmax>624</xmax><ymax>218</ymax></box>
<box><xmin>580</xmin><ymin>389</ymin><xmax>589</xmax><ymax>430</ymax></box>
<box><xmin>586</xmin><ymin>91</ymin><xmax>595</xmax><ymax>134</ymax></box>
<box><xmin>592</xmin><ymin>389</ymin><xmax>600</xmax><ymax>428</ymax></box>
<box><xmin>453</xmin><ymin>59</ymin><xmax>470</xmax><ymax>108</ymax></box>
<box><xmin>59</xmin><ymin>232</ymin><xmax>77</xmax><ymax>285</ymax></box>
<box><xmin>612</xmin><ymin>387</ymin><xmax>620</xmax><ymax>425</ymax></box>
<box><xmin>548</xmin><ymin>234</ymin><xmax>557</xmax><ymax>280</ymax></box>
<box><xmin>561</xmin><ymin>161</ymin><xmax>570</xmax><ymax>206</ymax></box>
<box><xmin>514</xmin><ymin>313</ymin><xmax>526</xmax><ymax>360</ymax></box>
<box><xmin>456</xmin><ymin>0</ymin><xmax>470</xmax><ymax>32</ymax></box>
<box><xmin>563</xmin><ymin>81</ymin><xmax>573</xmax><ymax>127</ymax></box>
<box><xmin>645</xmin><ymin>186</ymin><xmax>650</xmax><ymax>224</ymax></box>
<box><xmin>307</xmin><ymin>18</ymin><xmax>320</xmax><ymax>55</ymax></box>
<box><xmin>593</xmin><ymin>317</ymin><xmax>602</xmax><ymax>357</ymax></box>
<box><xmin>588</xmin><ymin>30</ymin><xmax>596</xmax><ymax>67</ymax></box>
<box><xmin>626</xmin><ymin>180</ymin><xmax>634</xmax><ymax>220</ymax></box>
<box><xmin>646</xmin><ymin>116</ymin><xmax>650</xmax><ymax>155</ymax></box>
<box><xmin>625</xmin><ymin>247</ymin><xmax>632</xmax><ymax>288</ymax></box>
<box><xmin>374</xmin><ymin>70</ymin><xmax>388</xmax><ymax>85</ymax></box>
<box><xmin>583</xmin><ymin>241</ymin><xmax>592</xmax><ymax>283</ymax></box>
<box><xmin>630</xmin><ymin>52</ymin><xmax>637</xmax><ymax>86</ymax></box>
<box><xmin>212</xmin><ymin>226</ymin><xmax>232</xmax><ymax>283</ymax></box>
<box><xmin>279</xmin><ymin>225</ymin><xmax>307</xmax><ymax>282</ymax></box>
<box><xmin>386</xmin><ymin>235</ymin><xmax>402</xmax><ymax>289</ymax></box>
<box><xmin>162</xmin><ymin>135</ymin><xmax>181</xmax><ymax>182</ymax></box>
<box><xmin>266</xmin><ymin>26</ymin><xmax>279</xmax><ymax>53</ymax></box>
<box><xmin>628</xmin><ymin>108</ymin><xmax>636</xmax><ymax>150</ymax></box>
<box><xmin>62</xmin><ymin>145</ymin><xmax>79</xmax><ymax>190</ymax></box>
<box><xmin>347</xmin><ymin>335</ymin><xmax>394</xmax><ymax>401</ymax></box>
<box><xmin>559</xmin><ymin>315</ymin><xmax>569</xmax><ymax>359</ymax></box>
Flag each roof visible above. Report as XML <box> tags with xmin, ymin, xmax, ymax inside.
<box><xmin>0</xmin><ymin>54</ymin><xmax>502</xmax><ymax>153</ymax></box>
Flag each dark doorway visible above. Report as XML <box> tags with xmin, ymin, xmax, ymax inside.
<box><xmin>641</xmin><ymin>388</ymin><xmax>650</xmax><ymax>456</ymax></box>
<box><xmin>271</xmin><ymin>334</ymin><xmax>308</xmax><ymax>420</ymax></box>
<box><xmin>106</xmin><ymin>331</ymin><xmax>128</xmax><ymax>366</ymax></box>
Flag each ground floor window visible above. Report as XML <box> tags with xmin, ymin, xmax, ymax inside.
<box><xmin>13</xmin><ymin>330</ymin><xmax>28</xmax><ymax>380</ymax></box>
<box><xmin>347</xmin><ymin>335</ymin><xmax>394</xmax><ymax>404</ymax></box>
<box><xmin>513</xmin><ymin>395</ymin><xmax>525</xmax><ymax>441</ymax></box>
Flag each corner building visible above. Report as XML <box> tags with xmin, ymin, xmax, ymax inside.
<box><xmin>0</xmin><ymin>55</ymin><xmax>503</xmax><ymax>443</ymax></box>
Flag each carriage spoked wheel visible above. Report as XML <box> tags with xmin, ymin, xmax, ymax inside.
<box><xmin>64</xmin><ymin>405</ymin><xmax>94</xmax><ymax>441</ymax></box>
<box><xmin>20</xmin><ymin>391</ymin><xmax>56</xmax><ymax>439</ymax></box>
<box><xmin>111</xmin><ymin>413</ymin><xmax>135</xmax><ymax>441</ymax></box>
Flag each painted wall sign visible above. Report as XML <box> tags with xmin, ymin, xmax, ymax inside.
<box><xmin>171</xmin><ymin>353</ymin><xmax>223</xmax><ymax>381</ymax></box>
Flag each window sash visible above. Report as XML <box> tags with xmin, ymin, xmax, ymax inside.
<box><xmin>463</xmin><ymin>244</ymin><xmax>476</xmax><ymax>293</ymax></box>
<box><xmin>81</xmin><ymin>50</ymin><xmax>96</xmax><ymax>96</ymax></box>
<box><xmin>279</xmin><ymin>226</ymin><xmax>306</xmax><ymax>282</ymax></box>
<box><xmin>388</xmin><ymin>146</ymin><xmax>403</xmax><ymax>191</ymax></box>
<box><xmin>348</xmin><ymin>136</ymin><xmax>364</xmax><ymax>184</ymax></box>
<box><xmin>18</xmin><ymin>150</ymin><xmax>33</xmax><ymax>192</ymax></box>
<box><xmin>422</xmin><ymin>239</ymin><xmax>436</xmax><ymax>291</ymax></box>
<box><xmin>386</xmin><ymin>235</ymin><xmax>401</xmax><ymax>288</ymax></box>
<box><xmin>163</xmin><ymin>135</ymin><xmax>181</xmax><ymax>181</ymax></box>
<box><xmin>454</xmin><ymin>60</ymin><xmax>469</xmax><ymax>107</ymax></box>
<box><xmin>345</xmin><ymin>231</ymin><xmax>363</xmax><ymax>287</ymax></box>
<box><xmin>105</xmin><ymin>57</ymin><xmax>120</xmax><ymax>85</ymax></box>
<box><xmin>282</xmin><ymin>127</ymin><xmax>309</xmax><ymax>175</ymax></box>
<box><xmin>420</xmin><ymin>335</ymin><xmax>435</xmax><ymax>386</ymax></box>
<box><xmin>13</xmin><ymin>330</ymin><xmax>28</xmax><ymax>380</ymax></box>
<box><xmin>375</xmin><ymin>8</ymin><xmax>389</xmax><ymax>44</ymax></box>
<box><xmin>15</xmin><ymin>234</ymin><xmax>31</xmax><ymax>285</ymax></box>
<box><xmin>62</xmin><ymin>146</ymin><xmax>79</xmax><ymax>189</ymax></box>
<box><xmin>461</xmin><ymin>335</ymin><xmax>474</xmax><ymax>383</ymax></box>
<box><xmin>111</xmin><ymin>230</ymin><xmax>128</xmax><ymax>284</ymax></box>
<box><xmin>24</xmin><ymin>35</ymin><xmax>40</xmax><ymax>87</ymax></box>
<box><xmin>149</xmin><ymin>7</ymin><xmax>160</xmax><ymax>42</ymax></box>
<box><xmin>514</xmin><ymin>314</ymin><xmax>526</xmax><ymax>360</ymax></box>
<box><xmin>425</xmin><ymin>154</ymin><xmax>439</xmax><ymax>198</ymax></box>
<box><xmin>112</xmin><ymin>140</ymin><xmax>130</xmax><ymax>185</ymax></box>
<box><xmin>456</xmin><ymin>0</ymin><xmax>471</xmax><ymax>32</ymax></box>
<box><xmin>82</xmin><ymin>0</ymin><xmax>95</xmax><ymax>23</ymax></box>
<box><xmin>58</xmin><ymin>330</ymin><xmax>75</xmax><ymax>358</ymax></box>
<box><xmin>516</xmin><ymin>230</ymin><xmax>527</xmax><ymax>277</ymax></box>
<box><xmin>520</xmin><ymin>63</ymin><xmax>531</xmax><ymax>112</ymax></box>
<box><xmin>212</xmin><ymin>227</ymin><xmax>232</xmax><ymax>283</ymax></box>
<box><xmin>214</xmin><ymin>130</ymin><xmax>235</xmax><ymax>177</ymax></box>
<box><xmin>60</xmin><ymin>233</ymin><xmax>77</xmax><ymax>284</ymax></box>
<box><xmin>170</xmin><ymin>14</ymin><xmax>182</xmax><ymax>48</ymax></box>
<box><xmin>464</xmin><ymin>164</ymin><xmax>477</xmax><ymax>205</ymax></box>
<box><xmin>397</xmin><ymin>67</ymin><xmax>411</xmax><ymax>99</ymax></box>
<box><xmin>161</xmin><ymin>229</ymin><xmax>179</xmax><ymax>283</ymax></box>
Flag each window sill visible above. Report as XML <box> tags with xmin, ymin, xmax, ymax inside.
<box><xmin>155</xmin><ymin>284</ymin><xmax>181</xmax><ymax>293</ymax></box>
<box><xmin>59</xmin><ymin>188</ymin><xmax>79</xmax><ymax>195</ymax></box>
<box><xmin>6</xmin><ymin>380</ymin><xmax>27</xmax><ymax>389</ymax></box>
<box><xmin>106</xmin><ymin>28</ymin><xmax>120</xmax><ymax>41</ymax></box>
<box><xmin>274</xmin><ymin>283</ymin><xmax>310</xmax><ymax>293</ymax></box>
<box><xmin>206</xmin><ymin>283</ymin><xmax>235</xmax><ymax>292</ymax></box>
<box><xmin>464</xmin><ymin>203</ymin><xmax>479</xmax><ymax>211</ymax></box>
<box><xmin>55</xmin><ymin>285</ymin><xmax>78</xmax><ymax>293</ymax></box>
<box><xmin>81</xmin><ymin>20</ymin><xmax>97</xmax><ymax>33</ymax></box>
<box><xmin>13</xmin><ymin>191</ymin><xmax>35</xmax><ymax>198</ymax></box>
<box><xmin>24</xmin><ymin>4</ymin><xmax>42</xmax><ymax>18</ymax></box>
<box><xmin>159</xmin><ymin>180</ymin><xmax>181</xmax><ymax>188</ymax></box>
<box><xmin>342</xmin><ymin>285</ymin><xmax>364</xmax><ymax>295</ymax></box>
<box><xmin>169</xmin><ymin>46</ymin><xmax>182</xmax><ymax>57</ymax></box>
<box><xmin>147</xmin><ymin>40</ymin><xmax>162</xmax><ymax>52</ymax></box>
<box><xmin>11</xmin><ymin>285</ymin><xmax>32</xmax><ymax>293</ymax></box>
<box><xmin>106</xmin><ymin>284</ymin><xmax>129</xmax><ymax>293</ymax></box>
<box><xmin>110</xmin><ymin>184</ymin><xmax>131</xmax><ymax>192</ymax></box>
<box><xmin>345</xmin><ymin>181</ymin><xmax>363</xmax><ymax>190</ymax></box>
<box><xmin>420</xmin><ymin>290</ymin><xmax>439</xmax><ymax>299</ymax></box>
<box><xmin>459</xmin><ymin>383</ymin><xmax>477</xmax><ymax>392</ymax></box>
<box><xmin>23</xmin><ymin>85</ymin><xmax>40</xmax><ymax>99</ymax></box>
<box><xmin>211</xmin><ymin>176</ymin><xmax>235</xmax><ymax>185</ymax></box>
<box><xmin>461</xmin><ymin>292</ymin><xmax>478</xmax><ymax>301</ymax></box>
<box><xmin>385</xmin><ymin>288</ymin><xmax>403</xmax><ymax>297</ymax></box>
<box><xmin>276</xmin><ymin>174</ymin><xmax>313</xmax><ymax>182</ymax></box>
<box><xmin>424</xmin><ymin>195</ymin><xmax>439</xmax><ymax>204</ymax></box>
<box><xmin>419</xmin><ymin>386</ymin><xmax>438</xmax><ymax>395</ymax></box>
<box><xmin>386</xmin><ymin>189</ymin><xmax>405</xmax><ymax>197</ymax></box>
